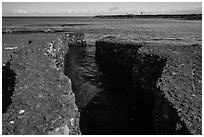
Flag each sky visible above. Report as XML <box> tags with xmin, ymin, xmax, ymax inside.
<box><xmin>2</xmin><ymin>2</ymin><xmax>202</xmax><ymax>16</ymax></box>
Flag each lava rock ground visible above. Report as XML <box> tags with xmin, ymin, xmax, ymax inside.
<box><xmin>95</xmin><ymin>36</ymin><xmax>202</xmax><ymax>135</ymax></box>
<box><xmin>2</xmin><ymin>33</ymin><xmax>83</xmax><ymax>135</ymax></box>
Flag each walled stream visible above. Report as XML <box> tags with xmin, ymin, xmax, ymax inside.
<box><xmin>64</xmin><ymin>45</ymin><xmax>156</xmax><ymax>135</ymax></box>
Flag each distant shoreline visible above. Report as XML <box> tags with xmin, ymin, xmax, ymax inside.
<box><xmin>2</xmin><ymin>16</ymin><xmax>93</xmax><ymax>18</ymax></box>
<box><xmin>2</xmin><ymin>14</ymin><xmax>202</xmax><ymax>21</ymax></box>
<box><xmin>94</xmin><ymin>14</ymin><xmax>202</xmax><ymax>20</ymax></box>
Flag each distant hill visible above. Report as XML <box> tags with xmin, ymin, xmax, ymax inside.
<box><xmin>94</xmin><ymin>14</ymin><xmax>202</xmax><ymax>20</ymax></box>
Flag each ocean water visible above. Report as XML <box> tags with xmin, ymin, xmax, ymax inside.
<box><xmin>2</xmin><ymin>17</ymin><xmax>202</xmax><ymax>135</ymax></box>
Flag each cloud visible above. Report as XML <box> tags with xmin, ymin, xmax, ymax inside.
<box><xmin>155</xmin><ymin>6</ymin><xmax>202</xmax><ymax>14</ymax></box>
<box><xmin>13</xmin><ymin>9</ymin><xmax>28</xmax><ymax>14</ymax></box>
<box><xmin>173</xmin><ymin>7</ymin><xmax>202</xmax><ymax>14</ymax></box>
<box><xmin>66</xmin><ymin>10</ymin><xmax>73</xmax><ymax>14</ymax></box>
<box><xmin>6</xmin><ymin>6</ymin><xmax>123</xmax><ymax>16</ymax></box>
<box><xmin>10</xmin><ymin>9</ymin><xmax>72</xmax><ymax>15</ymax></box>
<box><xmin>108</xmin><ymin>6</ymin><xmax>120</xmax><ymax>12</ymax></box>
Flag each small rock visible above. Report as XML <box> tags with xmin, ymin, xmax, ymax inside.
<box><xmin>70</xmin><ymin>118</ymin><xmax>74</xmax><ymax>126</ymax></box>
<box><xmin>19</xmin><ymin>110</ymin><xmax>25</xmax><ymax>114</ymax></box>
<box><xmin>10</xmin><ymin>121</ymin><xmax>14</xmax><ymax>124</ymax></box>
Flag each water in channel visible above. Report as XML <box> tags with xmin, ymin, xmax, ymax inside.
<box><xmin>64</xmin><ymin>45</ymin><xmax>155</xmax><ymax>135</ymax></box>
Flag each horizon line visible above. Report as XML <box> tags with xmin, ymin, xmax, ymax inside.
<box><xmin>2</xmin><ymin>13</ymin><xmax>202</xmax><ymax>17</ymax></box>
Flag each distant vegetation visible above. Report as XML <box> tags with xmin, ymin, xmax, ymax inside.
<box><xmin>94</xmin><ymin>14</ymin><xmax>202</xmax><ymax>20</ymax></box>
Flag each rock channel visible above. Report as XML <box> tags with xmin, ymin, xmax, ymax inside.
<box><xmin>2</xmin><ymin>34</ymin><xmax>201</xmax><ymax>135</ymax></box>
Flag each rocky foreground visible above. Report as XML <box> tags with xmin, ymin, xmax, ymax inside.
<box><xmin>2</xmin><ymin>33</ymin><xmax>85</xmax><ymax>135</ymax></box>
<box><xmin>95</xmin><ymin>36</ymin><xmax>202</xmax><ymax>135</ymax></box>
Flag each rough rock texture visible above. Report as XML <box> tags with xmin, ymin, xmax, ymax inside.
<box><xmin>95</xmin><ymin>36</ymin><xmax>143</xmax><ymax>78</ymax></box>
<box><xmin>63</xmin><ymin>32</ymin><xmax>87</xmax><ymax>46</ymax></box>
<box><xmin>95</xmin><ymin>36</ymin><xmax>202</xmax><ymax>135</ymax></box>
<box><xmin>138</xmin><ymin>43</ymin><xmax>202</xmax><ymax>134</ymax></box>
<box><xmin>2</xmin><ymin>33</ymin><xmax>85</xmax><ymax>135</ymax></box>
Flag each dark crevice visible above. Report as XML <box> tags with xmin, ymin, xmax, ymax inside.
<box><xmin>78</xmin><ymin>53</ymin><xmax>168</xmax><ymax>135</ymax></box>
<box><xmin>63</xmin><ymin>44</ymin><xmax>166</xmax><ymax>134</ymax></box>
<box><xmin>63</xmin><ymin>41</ymin><xmax>191</xmax><ymax>134</ymax></box>
<box><xmin>2</xmin><ymin>60</ymin><xmax>16</xmax><ymax>113</ymax></box>
<box><xmin>79</xmin><ymin>73</ymin><xmax>156</xmax><ymax>135</ymax></box>
<box><xmin>63</xmin><ymin>45</ymin><xmax>88</xmax><ymax>110</ymax></box>
<box><xmin>153</xmin><ymin>88</ymin><xmax>192</xmax><ymax>135</ymax></box>
<box><xmin>131</xmin><ymin>54</ymin><xmax>191</xmax><ymax>134</ymax></box>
